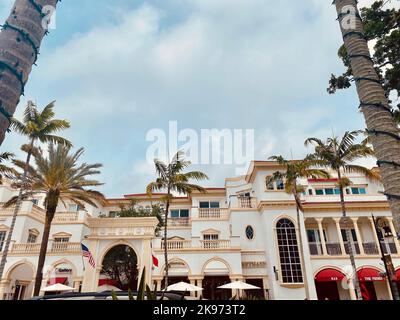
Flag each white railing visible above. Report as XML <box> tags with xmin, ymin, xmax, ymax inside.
<box><xmin>10</xmin><ymin>242</ymin><xmax>82</xmax><ymax>254</ymax></box>
<box><xmin>53</xmin><ymin>212</ymin><xmax>79</xmax><ymax>223</ymax></box>
<box><xmin>200</xmin><ymin>240</ymin><xmax>231</xmax><ymax>250</ymax></box>
<box><xmin>161</xmin><ymin>240</ymin><xmax>192</xmax><ymax>250</ymax></box>
<box><xmin>198</xmin><ymin>208</ymin><xmax>229</xmax><ymax>219</ymax></box>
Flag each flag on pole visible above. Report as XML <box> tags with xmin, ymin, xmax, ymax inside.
<box><xmin>151</xmin><ymin>242</ymin><xmax>158</xmax><ymax>267</ymax></box>
<box><xmin>81</xmin><ymin>243</ymin><xmax>96</xmax><ymax>268</ymax></box>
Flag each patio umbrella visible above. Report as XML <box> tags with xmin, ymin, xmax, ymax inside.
<box><xmin>97</xmin><ymin>284</ymin><xmax>122</xmax><ymax>292</ymax></box>
<box><xmin>166</xmin><ymin>282</ymin><xmax>203</xmax><ymax>292</ymax></box>
<box><xmin>217</xmin><ymin>281</ymin><xmax>260</xmax><ymax>290</ymax></box>
<box><xmin>217</xmin><ymin>281</ymin><xmax>260</xmax><ymax>299</ymax></box>
<box><xmin>42</xmin><ymin>283</ymin><xmax>75</xmax><ymax>292</ymax></box>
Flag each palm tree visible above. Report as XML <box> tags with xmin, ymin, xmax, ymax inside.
<box><xmin>305</xmin><ymin>130</ymin><xmax>381</xmax><ymax>300</ymax></box>
<box><xmin>6</xmin><ymin>143</ymin><xmax>105</xmax><ymax>296</ymax></box>
<box><xmin>0</xmin><ymin>152</ymin><xmax>17</xmax><ymax>184</ymax></box>
<box><xmin>267</xmin><ymin>156</ymin><xmax>329</xmax><ymax>299</ymax></box>
<box><xmin>146</xmin><ymin>151</ymin><xmax>208</xmax><ymax>287</ymax></box>
<box><xmin>0</xmin><ymin>0</ymin><xmax>60</xmax><ymax>144</ymax></box>
<box><xmin>333</xmin><ymin>1</ymin><xmax>400</xmax><ymax>236</ymax></box>
<box><xmin>0</xmin><ymin>100</ymin><xmax>71</xmax><ymax>280</ymax></box>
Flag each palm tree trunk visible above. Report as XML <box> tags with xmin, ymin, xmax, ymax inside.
<box><xmin>0</xmin><ymin>0</ymin><xmax>59</xmax><ymax>144</ymax></box>
<box><xmin>334</xmin><ymin>0</ymin><xmax>400</xmax><ymax>236</ymax></box>
<box><xmin>163</xmin><ymin>198</ymin><xmax>170</xmax><ymax>289</ymax></box>
<box><xmin>0</xmin><ymin>138</ymin><xmax>34</xmax><ymax>283</ymax></box>
<box><xmin>293</xmin><ymin>193</ymin><xmax>310</xmax><ymax>300</ymax></box>
<box><xmin>33</xmin><ymin>202</ymin><xmax>56</xmax><ymax>296</ymax></box>
<box><xmin>337</xmin><ymin>170</ymin><xmax>362</xmax><ymax>300</ymax></box>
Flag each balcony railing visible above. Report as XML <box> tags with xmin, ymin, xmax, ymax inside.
<box><xmin>198</xmin><ymin>208</ymin><xmax>229</xmax><ymax>219</ymax></box>
<box><xmin>160</xmin><ymin>239</ymin><xmax>232</xmax><ymax>251</ymax></box>
<box><xmin>381</xmin><ymin>241</ymin><xmax>398</xmax><ymax>255</ymax></box>
<box><xmin>326</xmin><ymin>243</ymin><xmax>342</xmax><ymax>255</ymax></box>
<box><xmin>309</xmin><ymin>242</ymin><xmax>323</xmax><ymax>255</ymax></box>
<box><xmin>200</xmin><ymin>240</ymin><xmax>231</xmax><ymax>250</ymax></box>
<box><xmin>53</xmin><ymin>212</ymin><xmax>79</xmax><ymax>223</ymax></box>
<box><xmin>161</xmin><ymin>240</ymin><xmax>192</xmax><ymax>250</ymax></box>
<box><xmin>363</xmin><ymin>242</ymin><xmax>379</xmax><ymax>255</ymax></box>
<box><xmin>10</xmin><ymin>242</ymin><xmax>82</xmax><ymax>255</ymax></box>
<box><xmin>344</xmin><ymin>241</ymin><xmax>361</xmax><ymax>255</ymax></box>
<box><xmin>237</xmin><ymin>197</ymin><xmax>257</xmax><ymax>209</ymax></box>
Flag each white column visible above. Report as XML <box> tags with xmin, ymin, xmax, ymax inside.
<box><xmin>316</xmin><ymin>218</ymin><xmax>327</xmax><ymax>255</ymax></box>
<box><xmin>368</xmin><ymin>217</ymin><xmax>380</xmax><ymax>251</ymax></box>
<box><xmin>189</xmin><ymin>278</ymin><xmax>196</xmax><ymax>297</ymax></box>
<box><xmin>387</xmin><ymin>218</ymin><xmax>400</xmax><ymax>253</ymax></box>
<box><xmin>142</xmin><ymin>239</ymin><xmax>152</xmax><ymax>286</ymax></box>
<box><xmin>0</xmin><ymin>279</ymin><xmax>10</xmax><ymax>300</ymax></box>
<box><xmin>334</xmin><ymin>218</ymin><xmax>346</xmax><ymax>255</ymax></box>
<box><xmin>352</xmin><ymin>218</ymin><xmax>365</xmax><ymax>255</ymax></box>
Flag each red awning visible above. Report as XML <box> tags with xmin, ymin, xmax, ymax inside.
<box><xmin>315</xmin><ymin>269</ymin><xmax>345</xmax><ymax>282</ymax></box>
<box><xmin>98</xmin><ymin>279</ymin><xmax>117</xmax><ymax>286</ymax></box>
<box><xmin>357</xmin><ymin>268</ymin><xmax>385</xmax><ymax>282</ymax></box>
<box><xmin>395</xmin><ymin>269</ymin><xmax>400</xmax><ymax>282</ymax></box>
<box><xmin>47</xmin><ymin>277</ymin><xmax>67</xmax><ymax>285</ymax></box>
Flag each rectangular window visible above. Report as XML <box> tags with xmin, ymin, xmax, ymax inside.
<box><xmin>324</xmin><ymin>188</ymin><xmax>334</xmax><ymax>195</ymax></box>
<box><xmin>308</xmin><ymin>189</ymin><xmax>313</xmax><ymax>195</ymax></box>
<box><xmin>351</xmin><ymin>187</ymin><xmax>360</xmax><ymax>195</ymax></box>
<box><xmin>31</xmin><ymin>199</ymin><xmax>39</xmax><ymax>205</ymax></box>
<box><xmin>203</xmin><ymin>234</ymin><xmax>218</xmax><ymax>241</ymax></box>
<box><xmin>170</xmin><ymin>209</ymin><xmax>190</xmax><ymax>218</ymax></box>
<box><xmin>54</xmin><ymin>237</ymin><xmax>70</xmax><ymax>243</ymax></box>
<box><xmin>341</xmin><ymin>229</ymin><xmax>357</xmax><ymax>242</ymax></box>
<box><xmin>345</xmin><ymin>188</ymin><xmax>351</xmax><ymax>195</ymax></box>
<box><xmin>109</xmin><ymin>211</ymin><xmax>117</xmax><ymax>218</ymax></box>
<box><xmin>276</xmin><ymin>179</ymin><xmax>284</xmax><ymax>190</ymax></box>
<box><xmin>334</xmin><ymin>188</ymin><xmax>340</xmax><ymax>195</ymax></box>
<box><xmin>315</xmin><ymin>189</ymin><xmax>324</xmax><ymax>195</ymax></box>
<box><xmin>200</xmin><ymin>202</ymin><xmax>220</xmax><ymax>209</ymax></box>
<box><xmin>0</xmin><ymin>231</ymin><xmax>6</xmax><ymax>251</ymax></box>
<box><xmin>359</xmin><ymin>188</ymin><xmax>366</xmax><ymax>194</ymax></box>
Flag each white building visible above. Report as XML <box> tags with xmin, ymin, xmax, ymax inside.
<box><xmin>0</xmin><ymin>160</ymin><xmax>399</xmax><ymax>300</ymax></box>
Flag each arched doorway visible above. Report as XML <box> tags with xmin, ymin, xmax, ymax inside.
<box><xmin>100</xmin><ymin>245</ymin><xmax>138</xmax><ymax>291</ymax></box>
<box><xmin>357</xmin><ymin>267</ymin><xmax>388</xmax><ymax>300</ymax></box>
<box><xmin>47</xmin><ymin>262</ymin><xmax>74</xmax><ymax>287</ymax></box>
<box><xmin>161</xmin><ymin>259</ymin><xmax>190</xmax><ymax>290</ymax></box>
<box><xmin>5</xmin><ymin>262</ymin><xmax>35</xmax><ymax>300</ymax></box>
<box><xmin>314</xmin><ymin>268</ymin><xmax>347</xmax><ymax>300</ymax></box>
<box><xmin>202</xmin><ymin>259</ymin><xmax>231</xmax><ymax>300</ymax></box>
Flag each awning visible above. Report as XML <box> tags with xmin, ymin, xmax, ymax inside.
<box><xmin>98</xmin><ymin>279</ymin><xmax>117</xmax><ymax>286</ymax></box>
<box><xmin>357</xmin><ymin>268</ymin><xmax>385</xmax><ymax>282</ymax></box>
<box><xmin>315</xmin><ymin>269</ymin><xmax>345</xmax><ymax>282</ymax></box>
<box><xmin>47</xmin><ymin>277</ymin><xmax>67</xmax><ymax>285</ymax></box>
<box><xmin>395</xmin><ymin>269</ymin><xmax>400</xmax><ymax>282</ymax></box>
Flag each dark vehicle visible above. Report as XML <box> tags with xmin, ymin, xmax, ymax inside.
<box><xmin>31</xmin><ymin>291</ymin><xmax>186</xmax><ymax>300</ymax></box>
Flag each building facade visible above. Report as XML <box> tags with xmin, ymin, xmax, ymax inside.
<box><xmin>0</xmin><ymin>160</ymin><xmax>399</xmax><ymax>300</ymax></box>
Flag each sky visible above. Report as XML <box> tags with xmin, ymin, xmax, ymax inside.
<box><xmin>0</xmin><ymin>0</ymin><xmax>398</xmax><ymax>198</ymax></box>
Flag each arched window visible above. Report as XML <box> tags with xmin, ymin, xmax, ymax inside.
<box><xmin>276</xmin><ymin>218</ymin><xmax>303</xmax><ymax>283</ymax></box>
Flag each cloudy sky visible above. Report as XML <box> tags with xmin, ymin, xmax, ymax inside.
<box><xmin>0</xmin><ymin>0</ymin><xmax>396</xmax><ymax>197</ymax></box>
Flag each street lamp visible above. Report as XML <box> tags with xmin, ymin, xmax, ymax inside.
<box><xmin>372</xmin><ymin>214</ymin><xmax>399</xmax><ymax>300</ymax></box>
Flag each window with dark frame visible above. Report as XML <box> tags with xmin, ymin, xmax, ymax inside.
<box><xmin>0</xmin><ymin>231</ymin><xmax>6</xmax><ymax>251</ymax></box>
<box><xmin>276</xmin><ymin>219</ymin><xmax>303</xmax><ymax>284</ymax></box>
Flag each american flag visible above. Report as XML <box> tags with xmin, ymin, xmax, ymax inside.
<box><xmin>81</xmin><ymin>243</ymin><xmax>96</xmax><ymax>268</ymax></box>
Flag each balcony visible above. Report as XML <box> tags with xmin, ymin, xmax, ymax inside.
<box><xmin>53</xmin><ymin>212</ymin><xmax>80</xmax><ymax>223</ymax></box>
<box><xmin>198</xmin><ymin>208</ymin><xmax>229</xmax><ymax>220</ymax></box>
<box><xmin>160</xmin><ymin>239</ymin><xmax>234</xmax><ymax>251</ymax></box>
<box><xmin>326</xmin><ymin>243</ymin><xmax>342</xmax><ymax>255</ymax></box>
<box><xmin>10</xmin><ymin>242</ymin><xmax>82</xmax><ymax>255</ymax></box>
<box><xmin>381</xmin><ymin>241</ymin><xmax>398</xmax><ymax>255</ymax></box>
<box><xmin>344</xmin><ymin>241</ymin><xmax>361</xmax><ymax>255</ymax></box>
<box><xmin>309</xmin><ymin>242</ymin><xmax>323</xmax><ymax>256</ymax></box>
<box><xmin>363</xmin><ymin>242</ymin><xmax>379</xmax><ymax>255</ymax></box>
<box><xmin>229</xmin><ymin>197</ymin><xmax>257</xmax><ymax>209</ymax></box>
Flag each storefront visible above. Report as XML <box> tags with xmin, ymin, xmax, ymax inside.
<box><xmin>314</xmin><ymin>268</ymin><xmax>346</xmax><ymax>300</ymax></box>
<box><xmin>357</xmin><ymin>268</ymin><xmax>388</xmax><ymax>300</ymax></box>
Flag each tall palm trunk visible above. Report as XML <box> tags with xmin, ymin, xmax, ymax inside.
<box><xmin>293</xmin><ymin>191</ymin><xmax>310</xmax><ymax>299</ymax></box>
<box><xmin>33</xmin><ymin>195</ymin><xmax>57</xmax><ymax>296</ymax></box>
<box><xmin>163</xmin><ymin>197</ymin><xmax>170</xmax><ymax>289</ymax></box>
<box><xmin>337</xmin><ymin>170</ymin><xmax>362</xmax><ymax>299</ymax></box>
<box><xmin>334</xmin><ymin>0</ymin><xmax>400</xmax><ymax>236</ymax></box>
<box><xmin>0</xmin><ymin>138</ymin><xmax>34</xmax><ymax>282</ymax></box>
<box><xmin>0</xmin><ymin>0</ymin><xmax>59</xmax><ymax>144</ymax></box>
